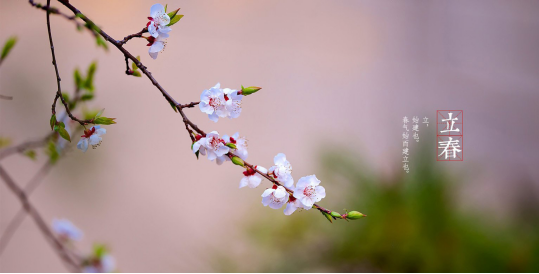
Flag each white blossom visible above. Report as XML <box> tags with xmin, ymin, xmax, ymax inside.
<box><xmin>199</xmin><ymin>83</ymin><xmax>228</xmax><ymax>122</ymax></box>
<box><xmin>77</xmin><ymin>126</ymin><xmax>106</xmax><ymax>153</ymax></box>
<box><xmin>256</xmin><ymin>165</ymin><xmax>268</xmax><ymax>174</ymax></box>
<box><xmin>192</xmin><ymin>131</ymin><xmax>230</xmax><ymax>164</ymax></box>
<box><xmin>239</xmin><ymin>167</ymin><xmax>262</xmax><ymax>188</ymax></box>
<box><xmin>223</xmin><ymin>88</ymin><xmax>243</xmax><ymax>119</ymax></box>
<box><xmin>147</xmin><ymin>35</ymin><xmax>167</xmax><ymax>60</ymax></box>
<box><xmin>283</xmin><ymin>196</ymin><xmax>310</xmax><ymax>215</ymax></box>
<box><xmin>268</xmin><ymin>153</ymin><xmax>294</xmax><ymax>188</ymax></box>
<box><xmin>52</xmin><ymin>219</ymin><xmax>83</xmax><ymax>241</ymax></box>
<box><xmin>293</xmin><ymin>175</ymin><xmax>326</xmax><ymax>208</ymax></box>
<box><xmin>223</xmin><ymin>132</ymin><xmax>248</xmax><ymax>160</ymax></box>
<box><xmin>82</xmin><ymin>254</ymin><xmax>115</xmax><ymax>273</ymax></box>
<box><xmin>261</xmin><ymin>185</ymin><xmax>289</xmax><ymax>209</ymax></box>
<box><xmin>147</xmin><ymin>4</ymin><xmax>171</xmax><ymax>38</ymax></box>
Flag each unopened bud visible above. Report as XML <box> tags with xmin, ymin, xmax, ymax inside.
<box><xmin>346</xmin><ymin>211</ymin><xmax>365</xmax><ymax>220</ymax></box>
<box><xmin>330</xmin><ymin>211</ymin><xmax>342</xmax><ymax>219</ymax></box>
<box><xmin>226</xmin><ymin>143</ymin><xmax>237</xmax><ymax>149</ymax></box>
<box><xmin>241</xmin><ymin>85</ymin><xmax>262</xmax><ymax>96</ymax></box>
<box><xmin>231</xmin><ymin>156</ymin><xmax>245</xmax><ymax>167</ymax></box>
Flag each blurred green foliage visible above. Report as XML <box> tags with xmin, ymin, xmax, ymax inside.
<box><xmin>218</xmin><ymin>144</ymin><xmax>539</xmax><ymax>272</ymax></box>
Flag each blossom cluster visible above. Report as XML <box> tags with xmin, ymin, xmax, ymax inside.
<box><xmin>52</xmin><ymin>219</ymin><xmax>116</xmax><ymax>273</ymax></box>
<box><xmin>146</xmin><ymin>4</ymin><xmax>170</xmax><ymax>59</ymax></box>
<box><xmin>199</xmin><ymin>83</ymin><xmax>243</xmax><ymax>122</ymax></box>
<box><xmin>192</xmin><ymin>130</ymin><xmax>326</xmax><ymax>216</ymax></box>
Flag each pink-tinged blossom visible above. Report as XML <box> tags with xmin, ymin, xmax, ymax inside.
<box><xmin>283</xmin><ymin>196</ymin><xmax>310</xmax><ymax>215</ymax></box>
<box><xmin>147</xmin><ymin>4</ymin><xmax>171</xmax><ymax>38</ymax></box>
<box><xmin>77</xmin><ymin>126</ymin><xmax>106</xmax><ymax>153</ymax></box>
<box><xmin>147</xmin><ymin>35</ymin><xmax>167</xmax><ymax>60</ymax></box>
<box><xmin>223</xmin><ymin>88</ymin><xmax>243</xmax><ymax>119</ymax></box>
<box><xmin>239</xmin><ymin>167</ymin><xmax>262</xmax><ymax>188</ymax></box>
<box><xmin>223</xmin><ymin>132</ymin><xmax>248</xmax><ymax>160</ymax></box>
<box><xmin>199</xmin><ymin>83</ymin><xmax>228</xmax><ymax>122</ymax></box>
<box><xmin>192</xmin><ymin>131</ymin><xmax>230</xmax><ymax>164</ymax></box>
<box><xmin>268</xmin><ymin>153</ymin><xmax>294</xmax><ymax>188</ymax></box>
<box><xmin>261</xmin><ymin>185</ymin><xmax>289</xmax><ymax>209</ymax></box>
<box><xmin>52</xmin><ymin>219</ymin><xmax>83</xmax><ymax>241</ymax></box>
<box><xmin>293</xmin><ymin>175</ymin><xmax>326</xmax><ymax>208</ymax></box>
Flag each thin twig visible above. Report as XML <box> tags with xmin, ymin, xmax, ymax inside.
<box><xmin>0</xmin><ymin>165</ymin><xmax>80</xmax><ymax>271</ymax></box>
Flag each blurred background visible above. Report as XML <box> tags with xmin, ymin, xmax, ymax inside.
<box><xmin>1</xmin><ymin>0</ymin><xmax>539</xmax><ymax>272</ymax></box>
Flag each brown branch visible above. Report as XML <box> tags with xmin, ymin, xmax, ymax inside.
<box><xmin>118</xmin><ymin>28</ymin><xmax>148</xmax><ymax>46</ymax></box>
<box><xmin>45</xmin><ymin>0</ymin><xmax>91</xmax><ymax>126</ymax></box>
<box><xmin>0</xmin><ymin>165</ymin><xmax>81</xmax><ymax>271</ymax></box>
<box><xmin>35</xmin><ymin>0</ymin><xmax>354</xmax><ymax>223</ymax></box>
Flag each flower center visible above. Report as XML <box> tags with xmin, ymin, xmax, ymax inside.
<box><xmin>209</xmin><ymin>136</ymin><xmax>222</xmax><ymax>149</ymax></box>
<box><xmin>208</xmin><ymin>97</ymin><xmax>222</xmax><ymax>109</ymax></box>
<box><xmin>81</xmin><ymin>127</ymin><xmax>96</xmax><ymax>138</ymax></box>
<box><xmin>303</xmin><ymin>186</ymin><xmax>316</xmax><ymax>198</ymax></box>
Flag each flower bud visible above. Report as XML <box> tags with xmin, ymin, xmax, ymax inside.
<box><xmin>231</xmin><ymin>156</ymin><xmax>245</xmax><ymax>167</ymax></box>
<box><xmin>226</xmin><ymin>143</ymin><xmax>237</xmax><ymax>149</ymax></box>
<box><xmin>241</xmin><ymin>85</ymin><xmax>262</xmax><ymax>96</ymax></box>
<box><xmin>346</xmin><ymin>211</ymin><xmax>365</xmax><ymax>220</ymax></box>
<box><xmin>255</xmin><ymin>165</ymin><xmax>268</xmax><ymax>174</ymax></box>
<box><xmin>330</xmin><ymin>211</ymin><xmax>342</xmax><ymax>219</ymax></box>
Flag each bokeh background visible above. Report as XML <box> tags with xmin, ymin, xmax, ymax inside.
<box><xmin>1</xmin><ymin>0</ymin><xmax>539</xmax><ymax>272</ymax></box>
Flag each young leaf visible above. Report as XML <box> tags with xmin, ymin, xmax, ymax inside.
<box><xmin>95</xmin><ymin>108</ymin><xmax>105</xmax><ymax>118</ymax></box>
<box><xmin>45</xmin><ymin>141</ymin><xmax>59</xmax><ymax>164</ymax></box>
<box><xmin>74</xmin><ymin>68</ymin><xmax>83</xmax><ymax>89</ymax></box>
<box><xmin>169</xmin><ymin>101</ymin><xmax>178</xmax><ymax>113</ymax></box>
<box><xmin>95</xmin><ymin>36</ymin><xmax>108</xmax><ymax>51</ymax></box>
<box><xmin>1</xmin><ymin>36</ymin><xmax>17</xmax><ymax>61</ymax></box>
<box><xmin>50</xmin><ymin>114</ymin><xmax>56</xmax><ymax>130</ymax></box>
<box><xmin>81</xmin><ymin>93</ymin><xmax>94</xmax><ymax>101</ymax></box>
<box><xmin>85</xmin><ymin>61</ymin><xmax>98</xmax><ymax>92</ymax></box>
<box><xmin>54</xmin><ymin>125</ymin><xmax>71</xmax><ymax>142</ymax></box>
<box><xmin>132</xmin><ymin>70</ymin><xmax>142</xmax><ymax>77</ymax></box>
<box><xmin>167</xmin><ymin>14</ymin><xmax>183</xmax><ymax>27</ymax></box>
<box><xmin>24</xmin><ymin>150</ymin><xmax>37</xmax><ymax>160</ymax></box>
<box><xmin>0</xmin><ymin>137</ymin><xmax>11</xmax><ymax>149</ymax></box>
<box><xmin>94</xmin><ymin>116</ymin><xmax>116</xmax><ymax>125</ymax></box>
<box><xmin>167</xmin><ymin>8</ymin><xmax>180</xmax><ymax>20</ymax></box>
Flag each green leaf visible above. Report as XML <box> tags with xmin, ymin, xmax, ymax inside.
<box><xmin>321</xmin><ymin>211</ymin><xmax>333</xmax><ymax>223</ymax></box>
<box><xmin>164</xmin><ymin>4</ymin><xmax>168</xmax><ymax>12</ymax></box>
<box><xmin>54</xmin><ymin>125</ymin><xmax>71</xmax><ymax>142</ymax></box>
<box><xmin>50</xmin><ymin>114</ymin><xmax>56</xmax><ymax>130</ymax></box>
<box><xmin>74</xmin><ymin>68</ymin><xmax>83</xmax><ymax>89</ymax></box>
<box><xmin>0</xmin><ymin>137</ymin><xmax>11</xmax><ymax>149</ymax></box>
<box><xmin>85</xmin><ymin>62</ymin><xmax>97</xmax><ymax>92</ymax></box>
<box><xmin>95</xmin><ymin>36</ymin><xmax>108</xmax><ymax>51</ymax></box>
<box><xmin>167</xmin><ymin>8</ymin><xmax>180</xmax><ymax>19</ymax></box>
<box><xmin>24</xmin><ymin>150</ymin><xmax>37</xmax><ymax>160</ymax></box>
<box><xmin>1</xmin><ymin>36</ymin><xmax>17</xmax><ymax>61</ymax></box>
<box><xmin>169</xmin><ymin>101</ymin><xmax>178</xmax><ymax>113</ymax></box>
<box><xmin>132</xmin><ymin>70</ymin><xmax>141</xmax><ymax>77</ymax></box>
<box><xmin>81</xmin><ymin>93</ymin><xmax>94</xmax><ymax>101</ymax></box>
<box><xmin>94</xmin><ymin>116</ymin><xmax>116</xmax><ymax>125</ymax></box>
<box><xmin>62</xmin><ymin>93</ymin><xmax>70</xmax><ymax>103</ymax></box>
<box><xmin>95</xmin><ymin>108</ymin><xmax>105</xmax><ymax>118</ymax></box>
<box><xmin>167</xmin><ymin>14</ymin><xmax>184</xmax><ymax>27</ymax></box>
<box><xmin>83</xmin><ymin>109</ymin><xmax>100</xmax><ymax>120</ymax></box>
<box><xmin>93</xmin><ymin>244</ymin><xmax>108</xmax><ymax>258</ymax></box>
<box><xmin>57</xmin><ymin>121</ymin><xmax>66</xmax><ymax>129</ymax></box>
<box><xmin>45</xmin><ymin>141</ymin><xmax>59</xmax><ymax>164</ymax></box>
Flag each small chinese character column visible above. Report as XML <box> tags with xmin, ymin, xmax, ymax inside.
<box><xmin>402</xmin><ymin>116</ymin><xmax>410</xmax><ymax>173</ymax></box>
<box><xmin>412</xmin><ymin>116</ymin><xmax>419</xmax><ymax>142</ymax></box>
